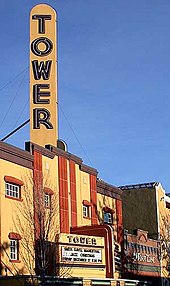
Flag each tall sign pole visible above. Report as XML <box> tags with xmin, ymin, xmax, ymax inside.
<box><xmin>30</xmin><ymin>4</ymin><xmax>58</xmax><ymax>147</ymax></box>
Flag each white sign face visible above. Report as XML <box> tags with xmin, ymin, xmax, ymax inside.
<box><xmin>62</xmin><ymin>246</ymin><xmax>102</xmax><ymax>263</ymax></box>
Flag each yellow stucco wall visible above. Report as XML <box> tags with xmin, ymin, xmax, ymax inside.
<box><xmin>75</xmin><ymin>166</ymin><xmax>91</xmax><ymax>227</ymax></box>
<box><xmin>156</xmin><ymin>184</ymin><xmax>170</xmax><ymax>278</ymax></box>
<box><xmin>97</xmin><ymin>193</ymin><xmax>117</xmax><ymax>239</ymax></box>
<box><xmin>41</xmin><ymin>155</ymin><xmax>60</xmax><ymax>236</ymax></box>
<box><xmin>0</xmin><ymin>151</ymin><xmax>120</xmax><ymax>279</ymax></box>
<box><xmin>0</xmin><ymin>159</ymin><xmax>33</xmax><ymax>275</ymax></box>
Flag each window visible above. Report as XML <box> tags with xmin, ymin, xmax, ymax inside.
<box><xmin>4</xmin><ymin>176</ymin><xmax>23</xmax><ymax>200</ymax></box>
<box><xmin>10</xmin><ymin>239</ymin><xmax>18</xmax><ymax>261</ymax></box>
<box><xmin>103</xmin><ymin>211</ymin><xmax>113</xmax><ymax>224</ymax></box>
<box><xmin>5</xmin><ymin>182</ymin><xmax>20</xmax><ymax>199</ymax></box>
<box><xmin>82</xmin><ymin>200</ymin><xmax>91</xmax><ymax>218</ymax></box>
<box><xmin>83</xmin><ymin>205</ymin><xmax>90</xmax><ymax>218</ymax></box>
<box><xmin>43</xmin><ymin>187</ymin><xmax>54</xmax><ymax>208</ymax></box>
<box><xmin>154</xmin><ymin>247</ymin><xmax>157</xmax><ymax>254</ymax></box>
<box><xmin>131</xmin><ymin>243</ymin><xmax>134</xmax><ymax>250</ymax></box>
<box><xmin>44</xmin><ymin>193</ymin><xmax>51</xmax><ymax>208</ymax></box>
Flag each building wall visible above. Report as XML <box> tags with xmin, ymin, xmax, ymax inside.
<box><xmin>0</xmin><ymin>141</ymin><xmax>123</xmax><ymax>280</ymax></box>
<box><xmin>122</xmin><ymin>182</ymin><xmax>170</xmax><ymax>280</ymax></box>
<box><xmin>122</xmin><ymin>186</ymin><xmax>158</xmax><ymax>239</ymax></box>
<box><xmin>41</xmin><ymin>153</ymin><xmax>60</xmax><ymax>237</ymax></box>
<box><xmin>97</xmin><ymin>193</ymin><xmax>117</xmax><ymax>239</ymax></box>
<box><xmin>0</xmin><ymin>156</ymin><xmax>33</xmax><ymax>275</ymax></box>
<box><xmin>76</xmin><ymin>169</ymin><xmax>91</xmax><ymax>227</ymax></box>
<box><xmin>156</xmin><ymin>184</ymin><xmax>170</xmax><ymax>278</ymax></box>
<box><xmin>124</xmin><ymin>229</ymin><xmax>161</xmax><ymax>278</ymax></box>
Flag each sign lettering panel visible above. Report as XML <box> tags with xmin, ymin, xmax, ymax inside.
<box><xmin>62</xmin><ymin>246</ymin><xmax>102</xmax><ymax>263</ymax></box>
<box><xmin>30</xmin><ymin>4</ymin><xmax>58</xmax><ymax>147</ymax></box>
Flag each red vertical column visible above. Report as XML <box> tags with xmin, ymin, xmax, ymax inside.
<box><xmin>69</xmin><ymin>160</ymin><xmax>77</xmax><ymax>228</ymax></box>
<box><xmin>33</xmin><ymin>151</ymin><xmax>43</xmax><ymax>239</ymax></box>
<box><xmin>34</xmin><ymin>151</ymin><xmax>42</xmax><ymax>185</ymax></box>
<box><xmin>90</xmin><ymin>174</ymin><xmax>98</xmax><ymax>225</ymax></box>
<box><xmin>58</xmin><ymin>156</ymin><xmax>69</xmax><ymax>233</ymax></box>
<box><xmin>116</xmin><ymin>199</ymin><xmax>123</xmax><ymax>245</ymax></box>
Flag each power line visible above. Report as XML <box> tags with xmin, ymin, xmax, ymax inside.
<box><xmin>1</xmin><ymin>119</ymin><xmax>30</xmax><ymax>142</ymax></box>
<box><xmin>13</xmin><ymin>97</ymin><xmax>29</xmax><ymax>129</ymax></box>
<box><xmin>0</xmin><ymin>66</ymin><xmax>29</xmax><ymax>92</ymax></box>
<box><xmin>0</xmin><ymin>66</ymin><xmax>93</xmax><ymax>166</ymax></box>
<box><xmin>0</xmin><ymin>69</ymin><xmax>28</xmax><ymax>129</ymax></box>
<box><xmin>1</xmin><ymin>102</ymin><xmax>93</xmax><ymax>167</ymax></box>
<box><xmin>58</xmin><ymin>103</ymin><xmax>93</xmax><ymax>166</ymax></box>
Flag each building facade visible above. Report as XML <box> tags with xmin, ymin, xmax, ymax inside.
<box><xmin>123</xmin><ymin>229</ymin><xmax>161</xmax><ymax>285</ymax></box>
<box><xmin>0</xmin><ymin>140</ymin><xmax>123</xmax><ymax>281</ymax></box>
<box><xmin>0</xmin><ymin>3</ymin><xmax>125</xmax><ymax>283</ymax></box>
<box><xmin>121</xmin><ymin>182</ymin><xmax>170</xmax><ymax>284</ymax></box>
<box><xmin>0</xmin><ymin>3</ymin><xmax>167</xmax><ymax>286</ymax></box>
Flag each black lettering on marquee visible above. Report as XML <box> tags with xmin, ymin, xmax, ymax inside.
<box><xmin>33</xmin><ymin>84</ymin><xmax>50</xmax><ymax>104</ymax></box>
<box><xmin>66</xmin><ymin>235</ymin><xmax>97</xmax><ymax>246</ymax></box>
<box><xmin>67</xmin><ymin>236</ymin><xmax>72</xmax><ymax>243</ymax></box>
<box><xmin>73</xmin><ymin>237</ymin><xmax>79</xmax><ymax>244</ymax></box>
<box><xmin>32</xmin><ymin>60</ymin><xmax>52</xmax><ymax>80</ymax></box>
<box><xmin>33</xmin><ymin>108</ymin><xmax>53</xmax><ymax>129</ymax></box>
<box><xmin>31</xmin><ymin>37</ymin><xmax>53</xmax><ymax>57</ymax></box>
<box><xmin>92</xmin><ymin>238</ymin><xmax>97</xmax><ymax>245</ymax></box>
<box><xmin>32</xmin><ymin>15</ymin><xmax>51</xmax><ymax>34</ymax></box>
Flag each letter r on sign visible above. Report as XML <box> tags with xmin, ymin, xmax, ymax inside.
<box><xmin>33</xmin><ymin>108</ymin><xmax>53</xmax><ymax>129</ymax></box>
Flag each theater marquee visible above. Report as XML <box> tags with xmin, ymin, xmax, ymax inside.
<box><xmin>30</xmin><ymin>4</ymin><xmax>58</xmax><ymax>147</ymax></box>
<box><xmin>56</xmin><ymin>233</ymin><xmax>106</xmax><ymax>276</ymax></box>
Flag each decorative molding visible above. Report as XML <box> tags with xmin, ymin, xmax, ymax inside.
<box><xmin>0</xmin><ymin>141</ymin><xmax>33</xmax><ymax>169</ymax></box>
<box><xmin>80</xmin><ymin>164</ymin><xmax>98</xmax><ymax>176</ymax></box>
<box><xmin>97</xmin><ymin>179</ymin><xmax>122</xmax><ymax>200</ymax></box>
<box><xmin>4</xmin><ymin>176</ymin><xmax>24</xmax><ymax>186</ymax></box>
<box><xmin>44</xmin><ymin>187</ymin><xmax>54</xmax><ymax>195</ymax></box>
<box><xmin>26</xmin><ymin>143</ymin><xmax>98</xmax><ymax>177</ymax></box>
<box><xmin>5</xmin><ymin>195</ymin><xmax>23</xmax><ymax>202</ymax></box>
<box><xmin>9</xmin><ymin>259</ymin><xmax>21</xmax><ymax>263</ymax></box>
<box><xmin>103</xmin><ymin>206</ymin><xmax>115</xmax><ymax>214</ymax></box>
<box><xmin>120</xmin><ymin>182</ymin><xmax>159</xmax><ymax>190</ymax></box>
<box><xmin>25</xmin><ymin>141</ymin><xmax>55</xmax><ymax>159</ymax></box>
<box><xmin>83</xmin><ymin>200</ymin><xmax>92</xmax><ymax>206</ymax></box>
<box><xmin>8</xmin><ymin>232</ymin><xmax>22</xmax><ymax>240</ymax></box>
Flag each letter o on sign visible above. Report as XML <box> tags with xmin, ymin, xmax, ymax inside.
<box><xmin>31</xmin><ymin>37</ymin><xmax>53</xmax><ymax>56</ymax></box>
<box><xmin>73</xmin><ymin>237</ymin><xmax>79</xmax><ymax>244</ymax></box>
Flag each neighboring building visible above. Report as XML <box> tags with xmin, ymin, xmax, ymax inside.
<box><xmin>121</xmin><ymin>182</ymin><xmax>170</xmax><ymax>284</ymax></box>
<box><xmin>123</xmin><ymin>229</ymin><xmax>161</xmax><ymax>285</ymax></box>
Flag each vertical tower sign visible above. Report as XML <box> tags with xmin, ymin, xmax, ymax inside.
<box><xmin>30</xmin><ymin>4</ymin><xmax>58</xmax><ymax>147</ymax></box>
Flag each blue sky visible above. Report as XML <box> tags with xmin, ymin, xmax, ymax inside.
<box><xmin>0</xmin><ymin>0</ymin><xmax>170</xmax><ymax>191</ymax></box>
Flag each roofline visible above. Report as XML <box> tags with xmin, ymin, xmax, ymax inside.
<box><xmin>119</xmin><ymin>182</ymin><xmax>159</xmax><ymax>190</ymax></box>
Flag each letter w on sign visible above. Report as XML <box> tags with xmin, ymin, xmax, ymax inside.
<box><xmin>32</xmin><ymin>60</ymin><xmax>52</xmax><ymax>80</ymax></box>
